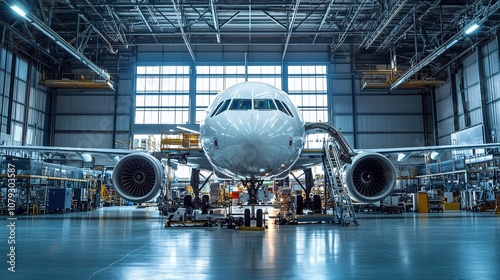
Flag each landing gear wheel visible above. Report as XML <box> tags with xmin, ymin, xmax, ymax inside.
<box><xmin>296</xmin><ymin>195</ymin><xmax>304</xmax><ymax>215</ymax></box>
<box><xmin>184</xmin><ymin>194</ymin><xmax>192</xmax><ymax>208</ymax></box>
<box><xmin>244</xmin><ymin>208</ymin><xmax>251</xmax><ymax>227</ymax></box>
<box><xmin>313</xmin><ymin>195</ymin><xmax>322</xmax><ymax>213</ymax></box>
<box><xmin>256</xmin><ymin>209</ymin><xmax>263</xmax><ymax>227</ymax></box>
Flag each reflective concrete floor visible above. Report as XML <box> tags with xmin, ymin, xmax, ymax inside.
<box><xmin>1</xmin><ymin>207</ymin><xmax>499</xmax><ymax>280</ymax></box>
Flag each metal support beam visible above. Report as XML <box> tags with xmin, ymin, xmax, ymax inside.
<box><xmin>189</xmin><ymin>62</ymin><xmax>197</xmax><ymax>124</ymax></box>
<box><xmin>136</xmin><ymin>6</ymin><xmax>158</xmax><ymax>43</ymax></box>
<box><xmin>210</xmin><ymin>0</ymin><xmax>221</xmax><ymax>43</ymax></box>
<box><xmin>171</xmin><ymin>0</ymin><xmax>196</xmax><ymax>63</ymax></box>
<box><xmin>282</xmin><ymin>0</ymin><xmax>301</xmax><ymax>61</ymax></box>
<box><xmin>331</xmin><ymin>0</ymin><xmax>368</xmax><ymax>51</ymax></box>
<box><xmin>219</xmin><ymin>11</ymin><xmax>240</xmax><ymax>29</ymax></box>
<box><xmin>476</xmin><ymin>47</ymin><xmax>492</xmax><ymax>143</ymax></box>
<box><xmin>450</xmin><ymin>66</ymin><xmax>460</xmax><ymax>132</ymax></box>
<box><xmin>262</xmin><ymin>11</ymin><xmax>287</xmax><ymax>29</ymax></box>
<box><xmin>63</xmin><ymin>0</ymin><xmax>118</xmax><ymax>54</ymax></box>
<box><xmin>364</xmin><ymin>0</ymin><xmax>409</xmax><ymax>49</ymax></box>
<box><xmin>5</xmin><ymin>2</ymin><xmax>111</xmax><ymax>81</ymax></box>
<box><xmin>390</xmin><ymin>1</ymin><xmax>500</xmax><ymax>90</ymax></box>
<box><xmin>154</xmin><ymin>6</ymin><xmax>177</xmax><ymax>29</ymax></box>
<box><xmin>458</xmin><ymin>67</ymin><xmax>471</xmax><ymax>127</ymax></box>
<box><xmin>313</xmin><ymin>0</ymin><xmax>335</xmax><ymax>44</ymax></box>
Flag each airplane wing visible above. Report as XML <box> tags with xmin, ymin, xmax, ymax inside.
<box><xmin>359</xmin><ymin>143</ymin><xmax>500</xmax><ymax>162</ymax></box>
<box><xmin>3</xmin><ymin>141</ymin><xmax>499</xmax><ymax>167</ymax></box>
<box><xmin>2</xmin><ymin>141</ymin><xmax>498</xmax><ymax>169</ymax></box>
<box><xmin>2</xmin><ymin>141</ymin><xmax>498</xmax><ymax>205</ymax></box>
<box><xmin>0</xmin><ymin>145</ymin><xmax>146</xmax><ymax>166</ymax></box>
<box><xmin>289</xmin><ymin>142</ymin><xmax>500</xmax><ymax>173</ymax></box>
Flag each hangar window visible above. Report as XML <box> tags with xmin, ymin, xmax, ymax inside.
<box><xmin>135</xmin><ymin>65</ymin><xmax>190</xmax><ymax>124</ymax></box>
<box><xmin>287</xmin><ymin>65</ymin><xmax>327</xmax><ymax>123</ymax></box>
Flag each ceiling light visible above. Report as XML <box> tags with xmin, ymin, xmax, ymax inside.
<box><xmin>465</xmin><ymin>23</ymin><xmax>479</xmax><ymax>34</ymax></box>
<box><xmin>11</xmin><ymin>5</ymin><xmax>27</xmax><ymax>17</ymax></box>
<box><xmin>176</xmin><ymin>126</ymin><xmax>199</xmax><ymax>134</ymax></box>
<box><xmin>446</xmin><ymin>39</ymin><xmax>459</xmax><ymax>49</ymax></box>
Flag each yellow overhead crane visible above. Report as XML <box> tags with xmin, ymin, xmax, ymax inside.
<box><xmin>361</xmin><ymin>70</ymin><xmax>444</xmax><ymax>90</ymax></box>
<box><xmin>41</xmin><ymin>72</ymin><xmax>114</xmax><ymax>90</ymax></box>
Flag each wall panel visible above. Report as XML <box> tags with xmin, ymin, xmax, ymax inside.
<box><xmin>357</xmin><ymin>133</ymin><xmax>424</xmax><ymax>149</ymax></box>
<box><xmin>53</xmin><ymin>133</ymin><xmax>113</xmax><ymax>148</ymax></box>
<box><xmin>357</xmin><ymin>115</ymin><xmax>423</xmax><ymax>132</ymax></box>
<box><xmin>356</xmin><ymin>95</ymin><xmax>422</xmax><ymax>114</ymax></box>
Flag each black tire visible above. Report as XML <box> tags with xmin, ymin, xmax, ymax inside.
<box><xmin>256</xmin><ymin>209</ymin><xmax>263</xmax><ymax>227</ymax></box>
<box><xmin>244</xmin><ymin>208</ymin><xmax>251</xmax><ymax>227</ymax></box>
<box><xmin>184</xmin><ymin>194</ymin><xmax>192</xmax><ymax>208</ymax></box>
<box><xmin>296</xmin><ymin>195</ymin><xmax>304</xmax><ymax>214</ymax></box>
<box><xmin>201</xmin><ymin>194</ymin><xmax>210</xmax><ymax>214</ymax></box>
<box><xmin>313</xmin><ymin>194</ymin><xmax>322</xmax><ymax>213</ymax></box>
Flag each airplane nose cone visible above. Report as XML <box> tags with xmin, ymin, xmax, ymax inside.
<box><xmin>223</xmin><ymin>114</ymin><xmax>282</xmax><ymax>175</ymax></box>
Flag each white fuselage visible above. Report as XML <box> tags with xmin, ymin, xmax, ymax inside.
<box><xmin>200</xmin><ymin>82</ymin><xmax>306</xmax><ymax>180</ymax></box>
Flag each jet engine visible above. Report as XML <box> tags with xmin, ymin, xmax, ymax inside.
<box><xmin>344</xmin><ymin>152</ymin><xmax>396</xmax><ymax>203</ymax></box>
<box><xmin>111</xmin><ymin>153</ymin><xmax>164</xmax><ymax>203</ymax></box>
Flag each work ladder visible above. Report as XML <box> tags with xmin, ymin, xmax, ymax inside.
<box><xmin>322</xmin><ymin>138</ymin><xmax>358</xmax><ymax>226</ymax></box>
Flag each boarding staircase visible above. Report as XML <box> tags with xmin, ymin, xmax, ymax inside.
<box><xmin>322</xmin><ymin>138</ymin><xmax>358</xmax><ymax>226</ymax></box>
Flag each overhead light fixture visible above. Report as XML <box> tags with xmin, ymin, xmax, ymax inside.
<box><xmin>465</xmin><ymin>23</ymin><xmax>479</xmax><ymax>34</ymax></box>
<box><xmin>11</xmin><ymin>5</ymin><xmax>27</xmax><ymax>17</ymax></box>
<box><xmin>176</xmin><ymin>126</ymin><xmax>199</xmax><ymax>134</ymax></box>
<box><xmin>446</xmin><ymin>39</ymin><xmax>459</xmax><ymax>49</ymax></box>
<box><xmin>5</xmin><ymin>0</ymin><xmax>111</xmax><ymax>83</ymax></box>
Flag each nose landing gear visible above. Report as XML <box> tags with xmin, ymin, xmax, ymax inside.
<box><xmin>241</xmin><ymin>179</ymin><xmax>266</xmax><ymax>231</ymax></box>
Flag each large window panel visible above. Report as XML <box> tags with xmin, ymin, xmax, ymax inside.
<box><xmin>135</xmin><ymin>65</ymin><xmax>190</xmax><ymax>125</ymax></box>
<box><xmin>135</xmin><ymin>111</ymin><xmax>145</xmax><ymax>124</ymax></box>
<box><xmin>136</xmin><ymin>77</ymin><xmax>146</xmax><ymax>92</ymax></box>
<box><xmin>144</xmin><ymin>109</ymin><xmax>159</xmax><ymax>124</ymax></box>
<box><xmin>287</xmin><ymin>65</ymin><xmax>328</xmax><ymax>123</ymax></box>
<box><xmin>145</xmin><ymin>95</ymin><xmax>159</xmax><ymax>106</ymax></box>
<box><xmin>145</xmin><ymin>76</ymin><xmax>160</xmax><ymax>92</ymax></box>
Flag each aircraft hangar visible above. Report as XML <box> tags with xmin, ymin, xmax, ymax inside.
<box><xmin>0</xmin><ymin>0</ymin><xmax>500</xmax><ymax>279</ymax></box>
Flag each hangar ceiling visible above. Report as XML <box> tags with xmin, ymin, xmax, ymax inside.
<box><xmin>0</xmin><ymin>0</ymin><xmax>499</xmax><ymax>81</ymax></box>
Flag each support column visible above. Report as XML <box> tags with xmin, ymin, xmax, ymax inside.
<box><xmin>349</xmin><ymin>50</ymin><xmax>357</xmax><ymax>148</ymax></box>
<box><xmin>476</xmin><ymin>46</ymin><xmax>492</xmax><ymax>143</ymax></box>
<box><xmin>189</xmin><ymin>62</ymin><xmax>197</xmax><ymax>124</ymax></box>
<box><xmin>6</xmin><ymin>53</ymin><xmax>15</xmax><ymax>135</ymax></box>
<box><xmin>281</xmin><ymin>61</ymin><xmax>288</xmax><ymax>93</ymax></box>
<box><xmin>450</xmin><ymin>66</ymin><xmax>460</xmax><ymax>131</ymax></box>
<box><xmin>112</xmin><ymin>52</ymin><xmax>119</xmax><ymax>148</ymax></box>
<box><xmin>22</xmin><ymin>60</ymin><xmax>32</xmax><ymax>145</ymax></box>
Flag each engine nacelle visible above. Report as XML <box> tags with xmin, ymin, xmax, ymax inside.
<box><xmin>344</xmin><ymin>152</ymin><xmax>396</xmax><ymax>203</ymax></box>
<box><xmin>111</xmin><ymin>153</ymin><xmax>164</xmax><ymax>203</ymax></box>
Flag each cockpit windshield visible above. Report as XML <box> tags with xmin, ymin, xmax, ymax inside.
<box><xmin>253</xmin><ymin>99</ymin><xmax>277</xmax><ymax>110</ymax></box>
<box><xmin>210</xmin><ymin>98</ymin><xmax>292</xmax><ymax>117</ymax></box>
<box><xmin>230</xmin><ymin>99</ymin><xmax>252</xmax><ymax>110</ymax></box>
<box><xmin>213</xmin><ymin>99</ymin><xmax>231</xmax><ymax>116</ymax></box>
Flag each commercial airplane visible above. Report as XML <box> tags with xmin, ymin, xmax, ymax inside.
<box><xmin>1</xmin><ymin>81</ymin><xmax>499</xmax><ymax>208</ymax></box>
